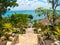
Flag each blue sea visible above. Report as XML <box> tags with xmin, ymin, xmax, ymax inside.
<box><xmin>4</xmin><ymin>10</ymin><xmax>45</xmax><ymax>20</ymax></box>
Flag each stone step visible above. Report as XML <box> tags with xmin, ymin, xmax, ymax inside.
<box><xmin>6</xmin><ymin>41</ymin><xmax>12</xmax><ymax>45</ymax></box>
<box><xmin>18</xmin><ymin>34</ymin><xmax>38</xmax><ymax>45</ymax></box>
<box><xmin>15</xmin><ymin>43</ymin><xmax>38</xmax><ymax>45</ymax></box>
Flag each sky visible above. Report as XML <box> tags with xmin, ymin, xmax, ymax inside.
<box><xmin>11</xmin><ymin>0</ymin><xmax>60</xmax><ymax>10</ymax></box>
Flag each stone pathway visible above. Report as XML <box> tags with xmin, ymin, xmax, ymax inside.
<box><xmin>7</xmin><ymin>27</ymin><xmax>39</xmax><ymax>45</ymax></box>
<box><xmin>3</xmin><ymin>27</ymin><xmax>53</xmax><ymax>45</ymax></box>
<box><xmin>16</xmin><ymin>34</ymin><xmax>38</xmax><ymax>45</ymax></box>
<box><xmin>15</xmin><ymin>27</ymin><xmax>38</xmax><ymax>45</ymax></box>
<box><xmin>26</xmin><ymin>28</ymin><xmax>34</xmax><ymax>34</ymax></box>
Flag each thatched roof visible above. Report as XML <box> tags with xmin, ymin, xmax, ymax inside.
<box><xmin>39</xmin><ymin>17</ymin><xmax>51</xmax><ymax>25</ymax></box>
<box><xmin>39</xmin><ymin>17</ymin><xmax>60</xmax><ymax>25</ymax></box>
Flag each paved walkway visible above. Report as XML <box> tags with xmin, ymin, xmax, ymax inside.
<box><xmin>16</xmin><ymin>34</ymin><xmax>38</xmax><ymax>45</ymax></box>
<box><xmin>15</xmin><ymin>27</ymin><xmax>38</xmax><ymax>45</ymax></box>
<box><xmin>6</xmin><ymin>27</ymin><xmax>54</xmax><ymax>45</ymax></box>
<box><xmin>7</xmin><ymin>27</ymin><xmax>39</xmax><ymax>45</ymax></box>
<box><xmin>26</xmin><ymin>28</ymin><xmax>34</xmax><ymax>34</ymax></box>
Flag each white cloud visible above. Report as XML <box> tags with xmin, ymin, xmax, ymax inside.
<box><xmin>11</xmin><ymin>0</ymin><xmax>51</xmax><ymax>10</ymax></box>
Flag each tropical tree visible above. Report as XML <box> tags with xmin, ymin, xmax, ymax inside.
<box><xmin>10</xmin><ymin>14</ymin><xmax>30</xmax><ymax>28</ymax></box>
<box><xmin>35</xmin><ymin>7</ymin><xmax>52</xmax><ymax>24</ymax></box>
<box><xmin>28</xmin><ymin>15</ymin><xmax>33</xmax><ymax>23</ymax></box>
<box><xmin>0</xmin><ymin>23</ymin><xmax>13</xmax><ymax>37</ymax></box>
<box><xmin>2</xmin><ymin>17</ymin><xmax>10</xmax><ymax>23</ymax></box>
<box><xmin>0</xmin><ymin>0</ymin><xmax>18</xmax><ymax>32</ymax></box>
<box><xmin>47</xmin><ymin>0</ymin><xmax>60</xmax><ymax>25</ymax></box>
<box><xmin>35</xmin><ymin>0</ymin><xmax>60</xmax><ymax>40</ymax></box>
<box><xmin>3</xmin><ymin>23</ymin><xmax>13</xmax><ymax>35</ymax></box>
<box><xmin>35</xmin><ymin>0</ymin><xmax>60</xmax><ymax>26</ymax></box>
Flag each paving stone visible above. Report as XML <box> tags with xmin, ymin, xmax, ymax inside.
<box><xmin>18</xmin><ymin>34</ymin><xmax>38</xmax><ymax>45</ymax></box>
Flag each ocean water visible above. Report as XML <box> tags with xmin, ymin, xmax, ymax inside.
<box><xmin>4</xmin><ymin>10</ymin><xmax>45</xmax><ymax>20</ymax></box>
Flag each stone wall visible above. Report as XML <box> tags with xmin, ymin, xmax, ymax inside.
<box><xmin>0</xmin><ymin>40</ymin><xmax>7</xmax><ymax>45</ymax></box>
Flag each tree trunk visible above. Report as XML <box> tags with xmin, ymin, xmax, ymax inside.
<box><xmin>52</xmin><ymin>0</ymin><xmax>56</xmax><ymax>26</ymax></box>
<box><xmin>0</xmin><ymin>14</ymin><xmax>2</xmax><ymax>21</ymax></box>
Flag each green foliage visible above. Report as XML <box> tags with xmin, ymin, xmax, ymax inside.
<box><xmin>37</xmin><ymin>26</ymin><xmax>55</xmax><ymax>40</ymax></box>
<box><xmin>0</xmin><ymin>0</ymin><xmax>18</xmax><ymax>20</ymax></box>
<box><xmin>48</xmin><ymin>0</ymin><xmax>60</xmax><ymax>25</ymax></box>
<box><xmin>28</xmin><ymin>15</ymin><xmax>33</xmax><ymax>24</ymax></box>
<box><xmin>2</xmin><ymin>23</ymin><xmax>13</xmax><ymax>35</ymax></box>
<box><xmin>0</xmin><ymin>0</ymin><xmax>18</xmax><ymax>37</ymax></box>
<box><xmin>54</xmin><ymin>26</ymin><xmax>60</xmax><ymax>40</ymax></box>
<box><xmin>35</xmin><ymin>7</ymin><xmax>52</xmax><ymax>24</ymax></box>
<box><xmin>38</xmin><ymin>25</ymin><xmax>60</xmax><ymax>40</ymax></box>
<box><xmin>28</xmin><ymin>15</ymin><xmax>33</xmax><ymax>20</ymax></box>
<box><xmin>0</xmin><ymin>14</ymin><xmax>33</xmax><ymax>37</ymax></box>
<box><xmin>13</xmin><ymin>29</ymin><xmax>25</xmax><ymax>34</ymax></box>
<box><xmin>3</xmin><ymin>23</ymin><xmax>12</xmax><ymax>31</ymax></box>
<box><xmin>35</xmin><ymin>0</ymin><xmax>60</xmax><ymax>26</ymax></box>
<box><xmin>34</xmin><ymin>28</ymin><xmax>38</xmax><ymax>34</ymax></box>
<box><xmin>54</xmin><ymin>26</ymin><xmax>60</xmax><ymax>35</ymax></box>
<box><xmin>35</xmin><ymin>7</ymin><xmax>46</xmax><ymax>16</ymax></box>
<box><xmin>33</xmin><ymin>20</ymin><xmax>45</xmax><ymax>29</ymax></box>
<box><xmin>10</xmin><ymin>14</ymin><xmax>30</xmax><ymax>28</ymax></box>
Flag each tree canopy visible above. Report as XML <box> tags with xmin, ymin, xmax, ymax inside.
<box><xmin>6</xmin><ymin>14</ymin><xmax>33</xmax><ymax>28</ymax></box>
<box><xmin>35</xmin><ymin>0</ymin><xmax>60</xmax><ymax>26</ymax></box>
<box><xmin>0</xmin><ymin>0</ymin><xmax>18</xmax><ymax>19</ymax></box>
